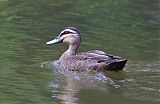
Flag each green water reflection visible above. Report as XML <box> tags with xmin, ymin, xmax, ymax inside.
<box><xmin>0</xmin><ymin>0</ymin><xmax>159</xmax><ymax>104</ymax></box>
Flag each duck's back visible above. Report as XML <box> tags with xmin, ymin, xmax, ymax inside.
<box><xmin>79</xmin><ymin>50</ymin><xmax>127</xmax><ymax>71</ymax></box>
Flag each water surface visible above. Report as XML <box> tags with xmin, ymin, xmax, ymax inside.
<box><xmin>0</xmin><ymin>0</ymin><xmax>159</xmax><ymax>104</ymax></box>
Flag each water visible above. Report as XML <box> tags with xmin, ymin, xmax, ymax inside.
<box><xmin>0</xmin><ymin>0</ymin><xmax>159</xmax><ymax>104</ymax></box>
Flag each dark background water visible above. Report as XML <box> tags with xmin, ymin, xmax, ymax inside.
<box><xmin>0</xmin><ymin>0</ymin><xmax>159</xmax><ymax>104</ymax></box>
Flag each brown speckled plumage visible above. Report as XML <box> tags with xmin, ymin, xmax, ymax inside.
<box><xmin>46</xmin><ymin>27</ymin><xmax>127</xmax><ymax>71</ymax></box>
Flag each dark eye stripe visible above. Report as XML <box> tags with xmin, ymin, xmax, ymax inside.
<box><xmin>60</xmin><ymin>31</ymin><xmax>73</xmax><ymax>36</ymax></box>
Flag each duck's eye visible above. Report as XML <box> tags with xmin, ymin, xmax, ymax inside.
<box><xmin>61</xmin><ymin>31</ymin><xmax>72</xmax><ymax>36</ymax></box>
<box><xmin>64</xmin><ymin>31</ymin><xmax>72</xmax><ymax>34</ymax></box>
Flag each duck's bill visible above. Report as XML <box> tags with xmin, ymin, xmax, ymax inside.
<box><xmin>46</xmin><ymin>37</ymin><xmax>62</xmax><ymax>45</ymax></box>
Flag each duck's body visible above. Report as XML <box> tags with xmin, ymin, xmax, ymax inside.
<box><xmin>46</xmin><ymin>27</ymin><xmax>127</xmax><ymax>71</ymax></box>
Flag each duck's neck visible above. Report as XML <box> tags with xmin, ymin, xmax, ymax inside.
<box><xmin>60</xmin><ymin>43</ymin><xmax>79</xmax><ymax>59</ymax></box>
<box><xmin>68</xmin><ymin>43</ymin><xmax>79</xmax><ymax>55</ymax></box>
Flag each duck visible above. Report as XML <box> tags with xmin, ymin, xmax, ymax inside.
<box><xmin>46</xmin><ymin>27</ymin><xmax>127</xmax><ymax>71</ymax></box>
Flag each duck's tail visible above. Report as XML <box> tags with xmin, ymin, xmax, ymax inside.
<box><xmin>106</xmin><ymin>59</ymin><xmax>127</xmax><ymax>71</ymax></box>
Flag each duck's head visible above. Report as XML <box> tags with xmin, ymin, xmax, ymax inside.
<box><xmin>46</xmin><ymin>27</ymin><xmax>80</xmax><ymax>45</ymax></box>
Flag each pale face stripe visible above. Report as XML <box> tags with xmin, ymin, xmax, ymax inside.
<box><xmin>59</xmin><ymin>29</ymin><xmax>78</xmax><ymax>39</ymax></box>
<box><xmin>60</xmin><ymin>33</ymin><xmax>78</xmax><ymax>40</ymax></box>
<box><xmin>60</xmin><ymin>29</ymin><xmax>77</xmax><ymax>35</ymax></box>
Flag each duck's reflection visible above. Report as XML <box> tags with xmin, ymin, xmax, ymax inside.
<box><xmin>42</xmin><ymin>61</ymin><xmax>126</xmax><ymax>104</ymax></box>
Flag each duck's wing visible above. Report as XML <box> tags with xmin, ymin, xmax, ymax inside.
<box><xmin>78</xmin><ymin>50</ymin><xmax>120</xmax><ymax>61</ymax></box>
<box><xmin>78</xmin><ymin>50</ymin><xmax>127</xmax><ymax>71</ymax></box>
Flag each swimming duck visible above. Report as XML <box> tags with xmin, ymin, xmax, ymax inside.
<box><xmin>46</xmin><ymin>27</ymin><xmax>127</xmax><ymax>71</ymax></box>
